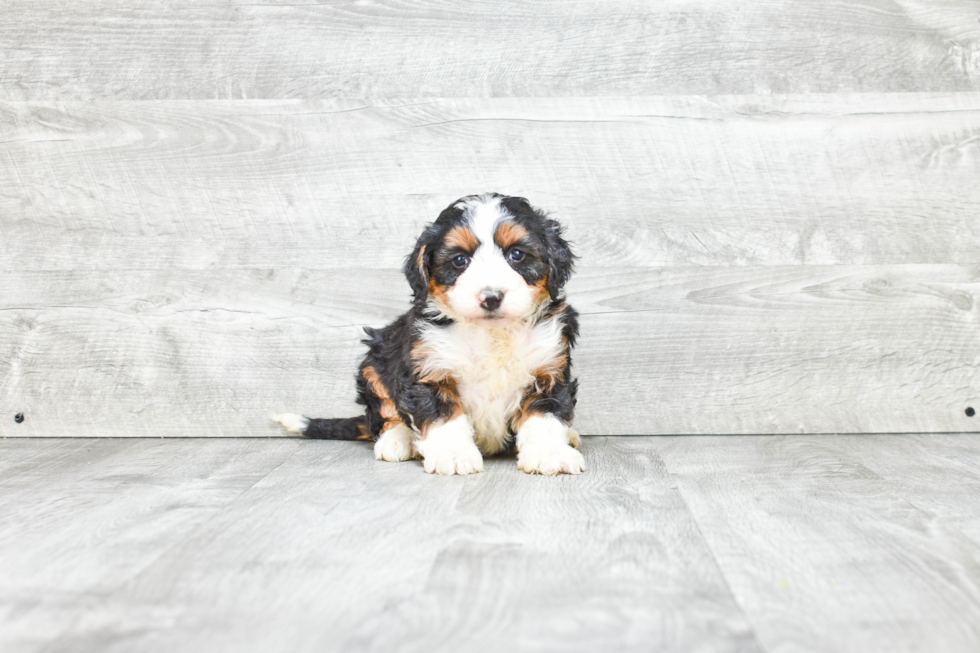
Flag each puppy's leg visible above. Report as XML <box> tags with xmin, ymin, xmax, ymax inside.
<box><xmin>416</xmin><ymin>415</ymin><xmax>484</xmax><ymax>476</ymax></box>
<box><xmin>516</xmin><ymin>414</ymin><xmax>585</xmax><ymax>476</ymax></box>
<box><xmin>374</xmin><ymin>423</ymin><xmax>419</xmax><ymax>462</ymax></box>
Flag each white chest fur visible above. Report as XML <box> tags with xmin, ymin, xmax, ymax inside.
<box><xmin>416</xmin><ymin>316</ymin><xmax>566</xmax><ymax>454</ymax></box>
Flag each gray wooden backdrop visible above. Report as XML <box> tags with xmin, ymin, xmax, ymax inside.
<box><xmin>1</xmin><ymin>0</ymin><xmax>978</xmax><ymax>437</ymax></box>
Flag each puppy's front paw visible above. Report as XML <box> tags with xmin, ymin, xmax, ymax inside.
<box><xmin>422</xmin><ymin>442</ymin><xmax>484</xmax><ymax>475</ymax></box>
<box><xmin>518</xmin><ymin>441</ymin><xmax>585</xmax><ymax>475</ymax></box>
<box><xmin>516</xmin><ymin>414</ymin><xmax>585</xmax><ymax>475</ymax></box>
<box><xmin>417</xmin><ymin>415</ymin><xmax>483</xmax><ymax>476</ymax></box>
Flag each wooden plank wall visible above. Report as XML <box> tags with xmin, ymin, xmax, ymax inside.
<box><xmin>1</xmin><ymin>0</ymin><xmax>978</xmax><ymax>437</ymax></box>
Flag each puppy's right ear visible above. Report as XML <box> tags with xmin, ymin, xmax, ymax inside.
<box><xmin>404</xmin><ymin>225</ymin><xmax>438</xmax><ymax>306</ymax></box>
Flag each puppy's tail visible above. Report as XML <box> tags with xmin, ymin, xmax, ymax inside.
<box><xmin>270</xmin><ymin>413</ymin><xmax>370</xmax><ymax>440</ymax></box>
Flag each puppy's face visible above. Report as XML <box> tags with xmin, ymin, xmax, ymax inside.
<box><xmin>405</xmin><ymin>194</ymin><xmax>574</xmax><ymax>326</ymax></box>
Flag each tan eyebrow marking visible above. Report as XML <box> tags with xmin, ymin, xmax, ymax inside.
<box><xmin>445</xmin><ymin>225</ymin><xmax>479</xmax><ymax>252</ymax></box>
<box><xmin>494</xmin><ymin>221</ymin><xmax>529</xmax><ymax>250</ymax></box>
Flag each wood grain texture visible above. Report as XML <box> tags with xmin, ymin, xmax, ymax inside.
<box><xmin>4</xmin><ymin>436</ymin><xmax>980</xmax><ymax>652</ymax></box>
<box><xmin>1</xmin><ymin>0</ymin><xmax>978</xmax><ymax>101</ymax></box>
<box><xmin>1</xmin><ymin>265</ymin><xmax>976</xmax><ymax>437</ymax></box>
<box><xmin>0</xmin><ymin>438</ymin><xmax>303</xmax><ymax>652</ymax></box>
<box><xmin>830</xmin><ymin>433</ymin><xmax>980</xmax><ymax>547</ymax></box>
<box><xmin>2</xmin><ymin>437</ymin><xmax>758</xmax><ymax>653</ymax></box>
<box><xmin>2</xmin><ymin>94</ymin><xmax>980</xmax><ymax>271</ymax></box>
<box><xmin>3</xmin><ymin>12</ymin><xmax>980</xmax><ymax>438</ymax></box>
<box><xmin>661</xmin><ymin>433</ymin><xmax>980</xmax><ymax>653</ymax></box>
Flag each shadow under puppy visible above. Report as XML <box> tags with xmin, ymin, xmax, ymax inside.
<box><xmin>273</xmin><ymin>193</ymin><xmax>583</xmax><ymax>476</ymax></box>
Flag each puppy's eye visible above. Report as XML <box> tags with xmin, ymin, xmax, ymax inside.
<box><xmin>508</xmin><ymin>248</ymin><xmax>525</xmax><ymax>263</ymax></box>
<box><xmin>452</xmin><ymin>254</ymin><xmax>470</xmax><ymax>269</ymax></box>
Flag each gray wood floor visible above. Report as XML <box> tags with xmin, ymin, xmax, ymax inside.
<box><xmin>2</xmin><ymin>435</ymin><xmax>979</xmax><ymax>652</ymax></box>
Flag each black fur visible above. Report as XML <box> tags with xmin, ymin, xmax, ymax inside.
<box><xmin>303</xmin><ymin>416</ymin><xmax>366</xmax><ymax>440</ymax></box>
<box><xmin>361</xmin><ymin>310</ymin><xmax>461</xmax><ymax>430</ymax></box>
<box><xmin>518</xmin><ymin>298</ymin><xmax>580</xmax><ymax>426</ymax></box>
<box><xmin>498</xmin><ymin>195</ymin><xmax>576</xmax><ymax>299</ymax></box>
<box><xmin>296</xmin><ymin>194</ymin><xmax>579</xmax><ymax>449</ymax></box>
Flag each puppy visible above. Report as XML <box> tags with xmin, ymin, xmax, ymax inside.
<box><xmin>273</xmin><ymin>193</ymin><xmax>584</xmax><ymax>476</ymax></box>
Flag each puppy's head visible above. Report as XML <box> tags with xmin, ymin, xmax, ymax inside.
<box><xmin>404</xmin><ymin>193</ymin><xmax>574</xmax><ymax>326</ymax></box>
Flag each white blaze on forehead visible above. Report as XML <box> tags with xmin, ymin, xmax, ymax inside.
<box><xmin>462</xmin><ymin>198</ymin><xmax>514</xmax><ymax>281</ymax></box>
<box><xmin>466</xmin><ymin>197</ymin><xmax>508</xmax><ymax>252</ymax></box>
<box><xmin>441</xmin><ymin>194</ymin><xmax>536</xmax><ymax>323</ymax></box>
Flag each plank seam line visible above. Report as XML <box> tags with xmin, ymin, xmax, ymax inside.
<box><xmin>667</xmin><ymin>469</ymin><xmax>768</xmax><ymax>651</ymax></box>
<box><xmin>400</xmin><ymin>117</ymin><xmax>627</xmax><ymax>130</ymax></box>
<box><xmin>251</xmin><ymin>100</ymin><xmax>440</xmax><ymax>116</ymax></box>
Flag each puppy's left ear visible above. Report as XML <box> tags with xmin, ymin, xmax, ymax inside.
<box><xmin>404</xmin><ymin>224</ymin><xmax>438</xmax><ymax>306</ymax></box>
<box><xmin>545</xmin><ymin>219</ymin><xmax>576</xmax><ymax>299</ymax></box>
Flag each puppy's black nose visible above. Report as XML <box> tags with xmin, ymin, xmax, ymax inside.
<box><xmin>480</xmin><ymin>290</ymin><xmax>504</xmax><ymax>312</ymax></box>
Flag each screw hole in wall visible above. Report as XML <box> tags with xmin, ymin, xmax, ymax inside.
<box><xmin>968</xmin><ymin>407</ymin><xmax>976</xmax><ymax>418</ymax></box>
<box><xmin>14</xmin><ymin>413</ymin><xmax>24</xmax><ymax>423</ymax></box>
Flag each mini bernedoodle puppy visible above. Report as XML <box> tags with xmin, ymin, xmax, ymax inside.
<box><xmin>273</xmin><ymin>193</ymin><xmax>584</xmax><ymax>476</ymax></box>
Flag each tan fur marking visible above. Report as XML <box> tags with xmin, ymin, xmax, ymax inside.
<box><xmin>532</xmin><ymin>276</ymin><xmax>551</xmax><ymax>303</ymax></box>
<box><xmin>532</xmin><ymin>353</ymin><xmax>568</xmax><ymax>394</ymax></box>
<box><xmin>427</xmin><ymin>278</ymin><xmax>451</xmax><ymax>312</ymax></box>
<box><xmin>416</xmin><ymin>244</ymin><xmax>427</xmax><ymax>279</ymax></box>
<box><xmin>408</xmin><ymin>355</ymin><xmax>464</xmax><ymax>438</ymax></box>
<box><xmin>412</xmin><ymin>340</ymin><xmax>450</xmax><ymax>383</ymax></box>
<box><xmin>421</xmin><ymin>399</ymin><xmax>464</xmax><ymax>440</ymax></box>
<box><xmin>433</xmin><ymin>376</ymin><xmax>462</xmax><ymax>407</ymax></box>
<box><xmin>510</xmin><ymin>334</ymin><xmax>569</xmax><ymax>431</ymax></box>
<box><xmin>410</xmin><ymin>339</ymin><xmax>427</xmax><ymax>369</ymax></box>
<box><xmin>525</xmin><ymin>332</ymin><xmax>569</xmax><ymax>395</ymax></box>
<box><xmin>356</xmin><ymin>423</ymin><xmax>373</xmax><ymax>441</ymax></box>
<box><xmin>512</xmin><ymin>405</ymin><xmax>540</xmax><ymax>433</ymax></box>
<box><xmin>362</xmin><ymin>365</ymin><xmax>402</xmax><ymax>430</ymax></box>
<box><xmin>445</xmin><ymin>225</ymin><xmax>479</xmax><ymax>252</ymax></box>
<box><xmin>494</xmin><ymin>221</ymin><xmax>529</xmax><ymax>250</ymax></box>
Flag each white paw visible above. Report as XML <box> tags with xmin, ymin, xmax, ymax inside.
<box><xmin>516</xmin><ymin>414</ymin><xmax>585</xmax><ymax>476</ymax></box>
<box><xmin>416</xmin><ymin>415</ymin><xmax>484</xmax><ymax>476</ymax></box>
<box><xmin>423</xmin><ymin>444</ymin><xmax>484</xmax><ymax>475</ymax></box>
<box><xmin>518</xmin><ymin>441</ymin><xmax>585</xmax><ymax>475</ymax></box>
<box><xmin>374</xmin><ymin>424</ymin><xmax>418</xmax><ymax>462</ymax></box>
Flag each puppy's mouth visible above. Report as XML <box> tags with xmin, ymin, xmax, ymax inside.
<box><xmin>471</xmin><ymin>311</ymin><xmax>516</xmax><ymax>327</ymax></box>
